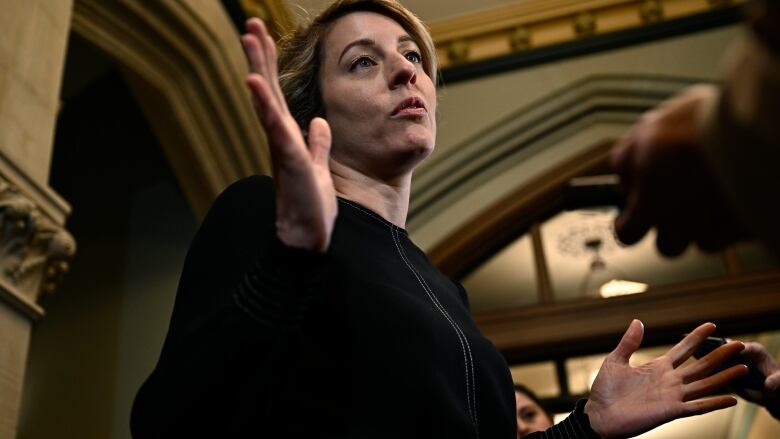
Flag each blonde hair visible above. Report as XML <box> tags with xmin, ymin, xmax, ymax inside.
<box><xmin>277</xmin><ymin>0</ymin><xmax>438</xmax><ymax>130</ymax></box>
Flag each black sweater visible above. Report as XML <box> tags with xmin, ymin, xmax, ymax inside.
<box><xmin>131</xmin><ymin>175</ymin><xmax>598</xmax><ymax>438</ymax></box>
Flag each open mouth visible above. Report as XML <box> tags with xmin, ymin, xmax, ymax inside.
<box><xmin>391</xmin><ymin>96</ymin><xmax>427</xmax><ymax>117</ymax></box>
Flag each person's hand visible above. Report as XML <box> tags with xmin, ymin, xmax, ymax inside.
<box><xmin>611</xmin><ymin>85</ymin><xmax>747</xmax><ymax>256</ymax></box>
<box><xmin>731</xmin><ymin>341</ymin><xmax>780</xmax><ymax>420</ymax></box>
<box><xmin>241</xmin><ymin>18</ymin><xmax>336</xmax><ymax>252</ymax></box>
<box><xmin>585</xmin><ymin>320</ymin><xmax>748</xmax><ymax>439</ymax></box>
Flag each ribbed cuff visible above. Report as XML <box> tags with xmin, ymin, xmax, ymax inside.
<box><xmin>545</xmin><ymin>399</ymin><xmax>600</xmax><ymax>439</ymax></box>
<box><xmin>233</xmin><ymin>233</ymin><xmax>329</xmax><ymax>332</ymax></box>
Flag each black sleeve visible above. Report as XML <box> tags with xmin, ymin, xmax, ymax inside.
<box><xmin>130</xmin><ymin>175</ymin><xmax>329</xmax><ymax>438</ymax></box>
<box><xmin>526</xmin><ymin>400</ymin><xmax>601</xmax><ymax>439</ymax></box>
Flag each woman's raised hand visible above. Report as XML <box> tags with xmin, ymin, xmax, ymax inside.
<box><xmin>242</xmin><ymin>18</ymin><xmax>336</xmax><ymax>252</ymax></box>
<box><xmin>585</xmin><ymin>320</ymin><xmax>747</xmax><ymax>439</ymax></box>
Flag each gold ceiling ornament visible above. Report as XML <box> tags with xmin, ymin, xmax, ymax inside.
<box><xmin>429</xmin><ymin>0</ymin><xmax>749</xmax><ymax>69</ymax></box>
<box><xmin>510</xmin><ymin>26</ymin><xmax>531</xmax><ymax>52</ymax></box>
<box><xmin>573</xmin><ymin>11</ymin><xmax>597</xmax><ymax>38</ymax></box>
<box><xmin>238</xmin><ymin>0</ymin><xmax>296</xmax><ymax>39</ymax></box>
<box><xmin>447</xmin><ymin>39</ymin><xmax>471</xmax><ymax>64</ymax></box>
<box><xmin>640</xmin><ymin>0</ymin><xmax>664</xmax><ymax>24</ymax></box>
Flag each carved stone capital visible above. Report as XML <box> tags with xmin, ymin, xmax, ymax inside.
<box><xmin>0</xmin><ymin>160</ymin><xmax>75</xmax><ymax>320</ymax></box>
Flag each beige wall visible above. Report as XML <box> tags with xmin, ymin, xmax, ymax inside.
<box><xmin>0</xmin><ymin>1</ymin><xmax>74</xmax><ymax>438</ymax></box>
<box><xmin>0</xmin><ymin>0</ymin><xmax>73</xmax><ymax>185</ymax></box>
<box><xmin>0</xmin><ymin>304</ymin><xmax>32</xmax><ymax>439</ymax></box>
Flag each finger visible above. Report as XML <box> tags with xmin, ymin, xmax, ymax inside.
<box><xmin>260</xmin><ymin>28</ymin><xmax>285</xmax><ymax>106</ymax></box>
<box><xmin>741</xmin><ymin>342</ymin><xmax>780</xmax><ymax>379</ymax></box>
<box><xmin>766</xmin><ymin>372</ymin><xmax>780</xmax><ymax>391</ymax></box>
<box><xmin>684</xmin><ymin>364</ymin><xmax>748</xmax><ymax>401</ymax></box>
<box><xmin>308</xmin><ymin>117</ymin><xmax>332</xmax><ymax>167</ymax></box>
<box><xmin>682</xmin><ymin>341</ymin><xmax>745</xmax><ymax>382</ymax></box>
<box><xmin>655</xmin><ymin>225</ymin><xmax>691</xmax><ymax>257</ymax></box>
<box><xmin>246</xmin><ymin>19</ymin><xmax>276</xmax><ymax>83</ymax></box>
<box><xmin>241</xmin><ymin>33</ymin><xmax>265</xmax><ymax>74</ymax></box>
<box><xmin>610</xmin><ymin>136</ymin><xmax>633</xmax><ymax>180</ymax></box>
<box><xmin>666</xmin><ymin>322</ymin><xmax>716</xmax><ymax>368</ymax></box>
<box><xmin>609</xmin><ymin>319</ymin><xmax>644</xmax><ymax>364</ymax></box>
<box><xmin>682</xmin><ymin>395</ymin><xmax>737</xmax><ymax>417</ymax></box>
<box><xmin>247</xmin><ymin>18</ymin><xmax>285</xmax><ymax>107</ymax></box>
<box><xmin>246</xmin><ymin>74</ymin><xmax>278</xmax><ymax>125</ymax></box>
<box><xmin>614</xmin><ymin>195</ymin><xmax>652</xmax><ymax>245</ymax></box>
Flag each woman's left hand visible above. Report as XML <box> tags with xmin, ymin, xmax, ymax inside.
<box><xmin>585</xmin><ymin>320</ymin><xmax>747</xmax><ymax>439</ymax></box>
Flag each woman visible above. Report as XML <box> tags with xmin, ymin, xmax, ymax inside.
<box><xmin>130</xmin><ymin>1</ymin><xmax>747</xmax><ymax>437</ymax></box>
<box><xmin>514</xmin><ymin>385</ymin><xmax>553</xmax><ymax>438</ymax></box>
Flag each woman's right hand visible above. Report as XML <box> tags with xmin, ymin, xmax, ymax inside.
<box><xmin>242</xmin><ymin>18</ymin><xmax>336</xmax><ymax>252</ymax></box>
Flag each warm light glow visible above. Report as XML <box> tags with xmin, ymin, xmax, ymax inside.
<box><xmin>599</xmin><ymin>279</ymin><xmax>648</xmax><ymax>298</ymax></box>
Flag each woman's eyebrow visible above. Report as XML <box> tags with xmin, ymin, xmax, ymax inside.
<box><xmin>398</xmin><ymin>35</ymin><xmax>415</xmax><ymax>45</ymax></box>
<box><xmin>338</xmin><ymin>38</ymin><xmax>376</xmax><ymax>63</ymax></box>
<box><xmin>338</xmin><ymin>35</ymin><xmax>418</xmax><ymax>63</ymax></box>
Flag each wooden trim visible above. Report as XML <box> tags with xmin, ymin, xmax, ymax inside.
<box><xmin>428</xmin><ymin>139</ymin><xmax>614</xmax><ymax>278</ymax></box>
<box><xmin>479</xmin><ymin>271</ymin><xmax>780</xmax><ymax>364</ymax></box>
<box><xmin>531</xmin><ymin>224</ymin><xmax>554</xmax><ymax>305</ymax></box>
<box><xmin>723</xmin><ymin>246</ymin><xmax>742</xmax><ymax>274</ymax></box>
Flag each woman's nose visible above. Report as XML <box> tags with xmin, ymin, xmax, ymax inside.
<box><xmin>388</xmin><ymin>54</ymin><xmax>417</xmax><ymax>88</ymax></box>
<box><xmin>517</xmin><ymin>421</ymin><xmax>531</xmax><ymax>438</ymax></box>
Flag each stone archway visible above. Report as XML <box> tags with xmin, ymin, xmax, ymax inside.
<box><xmin>71</xmin><ymin>0</ymin><xmax>272</xmax><ymax>217</ymax></box>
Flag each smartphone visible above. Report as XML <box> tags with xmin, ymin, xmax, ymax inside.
<box><xmin>562</xmin><ymin>175</ymin><xmax>626</xmax><ymax>210</ymax></box>
<box><xmin>692</xmin><ymin>336</ymin><xmax>766</xmax><ymax>390</ymax></box>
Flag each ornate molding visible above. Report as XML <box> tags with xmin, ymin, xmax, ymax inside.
<box><xmin>429</xmin><ymin>0</ymin><xmax>748</xmax><ymax>68</ymax></box>
<box><xmin>0</xmin><ymin>178</ymin><xmax>75</xmax><ymax>320</ymax></box>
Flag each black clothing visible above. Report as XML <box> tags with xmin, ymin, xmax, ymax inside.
<box><xmin>131</xmin><ymin>175</ymin><xmax>598</xmax><ymax>438</ymax></box>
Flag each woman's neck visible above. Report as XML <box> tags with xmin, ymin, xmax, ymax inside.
<box><xmin>330</xmin><ymin>159</ymin><xmax>411</xmax><ymax>228</ymax></box>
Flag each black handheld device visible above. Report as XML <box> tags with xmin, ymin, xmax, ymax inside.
<box><xmin>562</xmin><ymin>175</ymin><xmax>626</xmax><ymax>210</ymax></box>
<box><xmin>692</xmin><ymin>336</ymin><xmax>766</xmax><ymax>391</ymax></box>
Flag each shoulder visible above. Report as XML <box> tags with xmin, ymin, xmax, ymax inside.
<box><xmin>453</xmin><ymin>280</ymin><xmax>471</xmax><ymax>311</ymax></box>
<box><xmin>202</xmin><ymin>174</ymin><xmax>276</xmax><ymax>229</ymax></box>
<box><xmin>211</xmin><ymin>174</ymin><xmax>275</xmax><ymax>212</ymax></box>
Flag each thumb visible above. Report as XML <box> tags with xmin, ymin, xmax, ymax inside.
<box><xmin>766</xmin><ymin>372</ymin><xmax>780</xmax><ymax>392</ymax></box>
<box><xmin>610</xmin><ymin>319</ymin><xmax>644</xmax><ymax>364</ymax></box>
<box><xmin>308</xmin><ymin>117</ymin><xmax>332</xmax><ymax>168</ymax></box>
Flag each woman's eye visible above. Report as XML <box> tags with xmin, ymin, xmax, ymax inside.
<box><xmin>405</xmin><ymin>51</ymin><xmax>422</xmax><ymax>63</ymax></box>
<box><xmin>350</xmin><ymin>56</ymin><xmax>375</xmax><ymax>70</ymax></box>
<box><xmin>521</xmin><ymin>410</ymin><xmax>537</xmax><ymax>422</ymax></box>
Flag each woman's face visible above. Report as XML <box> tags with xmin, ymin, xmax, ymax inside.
<box><xmin>515</xmin><ymin>391</ymin><xmax>553</xmax><ymax>438</ymax></box>
<box><xmin>318</xmin><ymin>11</ymin><xmax>437</xmax><ymax>180</ymax></box>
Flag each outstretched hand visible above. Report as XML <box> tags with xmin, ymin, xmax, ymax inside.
<box><xmin>585</xmin><ymin>320</ymin><xmax>747</xmax><ymax>439</ymax></box>
<box><xmin>242</xmin><ymin>18</ymin><xmax>336</xmax><ymax>252</ymax></box>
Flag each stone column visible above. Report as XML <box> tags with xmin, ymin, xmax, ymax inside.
<box><xmin>0</xmin><ymin>0</ymin><xmax>75</xmax><ymax>437</ymax></box>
